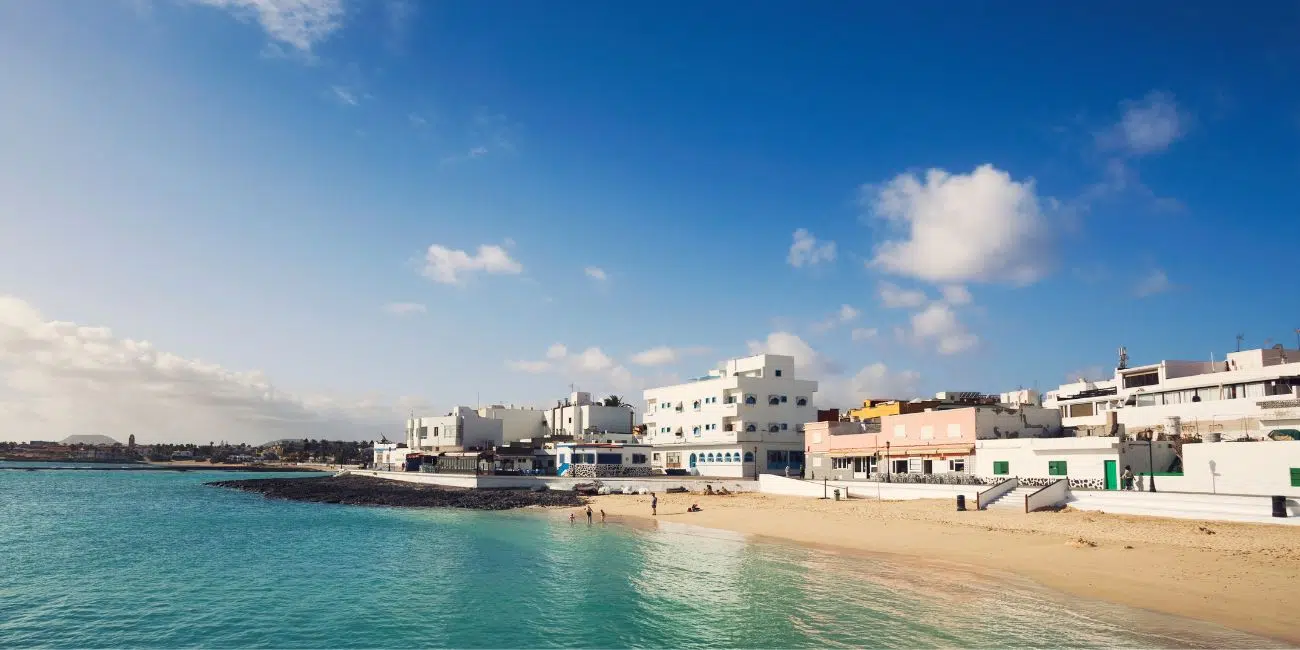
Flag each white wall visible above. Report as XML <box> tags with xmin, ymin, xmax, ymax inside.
<box><xmin>975</xmin><ymin>437</ymin><xmax>1119</xmax><ymax>481</ymax></box>
<box><xmin>1155</xmin><ymin>441</ymin><xmax>1300</xmax><ymax>497</ymax></box>
<box><xmin>479</xmin><ymin>406</ymin><xmax>546</xmax><ymax>444</ymax></box>
<box><xmin>758</xmin><ymin>474</ymin><xmax>981</xmax><ymax>502</ymax></box>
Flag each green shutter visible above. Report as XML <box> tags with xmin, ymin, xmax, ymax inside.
<box><xmin>993</xmin><ymin>461</ymin><xmax>1009</xmax><ymax>475</ymax></box>
<box><xmin>1291</xmin><ymin>467</ymin><xmax>1300</xmax><ymax>487</ymax></box>
<box><xmin>1048</xmin><ymin>460</ymin><xmax>1068</xmax><ymax>476</ymax></box>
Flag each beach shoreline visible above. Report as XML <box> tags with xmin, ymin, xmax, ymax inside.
<box><xmin>579</xmin><ymin>492</ymin><xmax>1300</xmax><ymax>645</ymax></box>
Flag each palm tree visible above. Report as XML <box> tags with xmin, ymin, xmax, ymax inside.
<box><xmin>603</xmin><ymin>395</ymin><xmax>624</xmax><ymax>407</ymax></box>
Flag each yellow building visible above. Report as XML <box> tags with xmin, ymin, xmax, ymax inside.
<box><xmin>847</xmin><ymin>398</ymin><xmax>939</xmax><ymax>421</ymax></box>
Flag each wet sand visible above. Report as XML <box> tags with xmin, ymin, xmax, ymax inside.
<box><xmin>580</xmin><ymin>491</ymin><xmax>1300</xmax><ymax>644</ymax></box>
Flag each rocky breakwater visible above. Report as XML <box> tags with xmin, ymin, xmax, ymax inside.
<box><xmin>207</xmin><ymin>475</ymin><xmax>586</xmax><ymax>510</ymax></box>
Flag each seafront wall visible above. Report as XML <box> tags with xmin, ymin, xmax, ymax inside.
<box><xmin>758</xmin><ymin>474</ymin><xmax>980</xmax><ymax>502</ymax></box>
<box><xmin>345</xmin><ymin>469</ymin><xmax>760</xmax><ymax>493</ymax></box>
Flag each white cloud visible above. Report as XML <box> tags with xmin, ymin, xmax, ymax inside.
<box><xmin>1101</xmin><ymin>91</ymin><xmax>1187</xmax><ymax>156</ymax></box>
<box><xmin>787</xmin><ymin>228</ymin><xmax>837</xmax><ymax>268</ymax></box>
<box><xmin>810</xmin><ymin>304</ymin><xmax>861</xmax><ymax>334</ymax></box>
<box><xmin>191</xmin><ymin>0</ymin><xmax>345</xmax><ymax>52</ymax></box>
<box><xmin>545</xmin><ymin>343</ymin><xmax>568</xmax><ymax>360</ymax></box>
<box><xmin>907</xmin><ymin>303</ymin><xmax>978</xmax><ymax>355</ymax></box>
<box><xmin>865</xmin><ymin>165</ymin><xmax>1053</xmax><ymax>285</ymax></box>
<box><xmin>746</xmin><ymin>332</ymin><xmax>841</xmax><ymax>376</ymax></box>
<box><xmin>1134</xmin><ymin>268</ymin><xmax>1171</xmax><ymax>297</ymax></box>
<box><xmin>421</xmin><ymin>243</ymin><xmax>523</xmax><ymax>285</ymax></box>
<box><xmin>629</xmin><ymin>345</ymin><xmax>711</xmax><ymax>367</ymax></box>
<box><xmin>383</xmin><ymin>302</ymin><xmax>426</xmax><ymax>316</ymax></box>
<box><xmin>745</xmin><ymin>330</ymin><xmax>918</xmax><ymax>406</ymax></box>
<box><xmin>584</xmin><ymin>266</ymin><xmax>608</xmax><ymax>282</ymax></box>
<box><xmin>850</xmin><ymin>327</ymin><xmax>878</xmax><ymax>342</ymax></box>
<box><xmin>878</xmin><ymin>282</ymin><xmax>928</xmax><ymax>309</ymax></box>
<box><xmin>331</xmin><ymin>85</ymin><xmax>358</xmax><ymax>106</ymax></box>
<box><xmin>408</xmin><ymin>113</ymin><xmax>427</xmax><ymax>127</ymax></box>
<box><xmin>940</xmin><ymin>285</ymin><xmax>972</xmax><ymax>305</ymax></box>
<box><xmin>0</xmin><ymin>296</ymin><xmax>406</xmax><ymax>444</ymax></box>
<box><xmin>574</xmin><ymin>347</ymin><xmax>614</xmax><ymax>372</ymax></box>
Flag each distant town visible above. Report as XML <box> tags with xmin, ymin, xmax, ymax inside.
<box><xmin>0</xmin><ymin>436</ymin><xmax>373</xmax><ymax>467</ymax></box>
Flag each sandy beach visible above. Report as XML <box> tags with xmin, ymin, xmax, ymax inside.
<box><xmin>581</xmin><ymin>491</ymin><xmax>1300</xmax><ymax>644</ymax></box>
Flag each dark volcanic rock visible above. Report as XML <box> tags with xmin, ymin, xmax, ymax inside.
<box><xmin>206</xmin><ymin>475</ymin><xmax>586</xmax><ymax>510</ymax></box>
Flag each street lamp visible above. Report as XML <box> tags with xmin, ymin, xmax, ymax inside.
<box><xmin>1147</xmin><ymin>435</ymin><xmax>1157</xmax><ymax>493</ymax></box>
<box><xmin>885</xmin><ymin>441</ymin><xmax>891</xmax><ymax>483</ymax></box>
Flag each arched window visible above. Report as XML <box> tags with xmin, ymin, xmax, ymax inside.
<box><xmin>743</xmin><ymin>452</ymin><xmax>754</xmax><ymax>462</ymax></box>
<box><xmin>692</xmin><ymin>426</ymin><xmax>701</xmax><ymax>436</ymax></box>
<box><xmin>744</xmin><ymin>395</ymin><xmax>757</xmax><ymax>405</ymax></box>
<box><xmin>693</xmin><ymin>400</ymin><xmax>701</xmax><ymax>410</ymax></box>
<box><xmin>745</xmin><ymin>424</ymin><xmax>757</xmax><ymax>432</ymax></box>
<box><xmin>724</xmin><ymin>452</ymin><xmax>732</xmax><ymax>462</ymax></box>
<box><xmin>706</xmin><ymin>453</ymin><xmax>715</xmax><ymax>462</ymax></box>
<box><xmin>689</xmin><ymin>453</ymin><xmax>697</xmax><ymax>468</ymax></box>
<box><xmin>769</xmin><ymin>424</ymin><xmax>780</xmax><ymax>433</ymax></box>
<box><xmin>768</xmin><ymin>396</ymin><xmax>780</xmax><ymax>406</ymax></box>
<box><xmin>796</xmin><ymin>397</ymin><xmax>808</xmax><ymax>407</ymax></box>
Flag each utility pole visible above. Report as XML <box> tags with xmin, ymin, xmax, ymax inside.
<box><xmin>1236</xmin><ymin>334</ymin><xmax>1244</xmax><ymax>352</ymax></box>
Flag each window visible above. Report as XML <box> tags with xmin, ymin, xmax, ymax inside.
<box><xmin>1048</xmin><ymin>460</ymin><xmax>1068</xmax><ymax>476</ymax></box>
<box><xmin>745</xmin><ymin>395</ymin><xmax>757</xmax><ymax>405</ymax></box>
<box><xmin>632</xmin><ymin>454</ymin><xmax>647</xmax><ymax>464</ymax></box>
<box><xmin>567</xmin><ymin>417</ymin><xmax>572</xmax><ymax>424</ymax></box>
<box><xmin>706</xmin><ymin>453</ymin><xmax>715</xmax><ymax>462</ymax></box>
<box><xmin>993</xmin><ymin>461</ymin><xmax>1009</xmax><ymax>475</ymax></box>
<box><xmin>725</xmin><ymin>396</ymin><xmax>737</xmax><ymax>404</ymax></box>
<box><xmin>652</xmin><ymin>452</ymin><xmax>661</xmax><ymax>461</ymax></box>
<box><xmin>907</xmin><ymin>458</ymin><xmax>923</xmax><ymax>473</ymax></box>
<box><xmin>833</xmin><ymin>457</ymin><xmax>851</xmax><ymax>470</ymax></box>
<box><xmin>560</xmin><ymin>454</ymin><xmax>568</xmax><ymax>464</ymax></box>
<box><xmin>692</xmin><ymin>426</ymin><xmax>701</xmax><ymax>436</ymax></box>
<box><xmin>724</xmin><ymin>453</ymin><xmax>732</xmax><ymax>462</ymax></box>
<box><xmin>949</xmin><ymin>458</ymin><xmax>966</xmax><ymax>472</ymax></box>
<box><xmin>1067</xmin><ymin>402</ymin><xmax>1095</xmax><ymax>417</ymax></box>
<box><xmin>893</xmin><ymin>425</ymin><xmax>906</xmax><ymax>438</ymax></box>
<box><xmin>746</xmin><ymin>424</ymin><xmax>757</xmax><ymax>432</ymax></box>
<box><xmin>768</xmin><ymin>424</ymin><xmax>780</xmax><ymax>432</ymax></box>
<box><xmin>744</xmin><ymin>452</ymin><xmax>754</xmax><ymax>462</ymax></box>
<box><xmin>769</xmin><ymin>396</ymin><xmax>780</xmax><ymax>405</ymax></box>
<box><xmin>775</xmin><ymin>369</ymin><xmax>782</xmax><ymax>377</ymax></box>
<box><xmin>780</xmin><ymin>395</ymin><xmax>788</xmax><ymax>403</ymax></box>
<box><xmin>891</xmin><ymin>459</ymin><xmax>908</xmax><ymax>474</ymax></box>
<box><xmin>597</xmin><ymin>453</ymin><xmax>622</xmax><ymax>465</ymax></box>
<box><xmin>1292</xmin><ymin>468</ymin><xmax>1300</xmax><ymax>487</ymax></box>
<box><xmin>796</xmin><ymin>397</ymin><xmax>808</xmax><ymax>407</ymax></box>
<box><xmin>947</xmin><ymin>423</ymin><xmax>962</xmax><ymax>438</ymax></box>
<box><xmin>693</xmin><ymin>400</ymin><xmax>701</xmax><ymax>410</ymax></box>
<box><xmin>1134</xmin><ymin>394</ymin><xmax>1158</xmax><ymax>407</ymax></box>
<box><xmin>1123</xmin><ymin>371</ymin><xmax>1159</xmax><ymax>389</ymax></box>
<box><xmin>780</xmin><ymin>423</ymin><xmax>788</xmax><ymax>430</ymax></box>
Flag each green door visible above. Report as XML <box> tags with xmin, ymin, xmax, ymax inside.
<box><xmin>1104</xmin><ymin>460</ymin><xmax>1118</xmax><ymax>490</ymax></box>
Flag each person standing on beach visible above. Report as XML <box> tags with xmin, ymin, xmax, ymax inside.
<box><xmin>569</xmin><ymin>512</ymin><xmax>575</xmax><ymax>524</ymax></box>
<box><xmin>585</xmin><ymin>505</ymin><xmax>593</xmax><ymax>523</ymax></box>
<box><xmin>600</xmin><ymin>509</ymin><xmax>606</xmax><ymax>523</ymax></box>
<box><xmin>651</xmin><ymin>493</ymin><xmax>658</xmax><ymax>516</ymax></box>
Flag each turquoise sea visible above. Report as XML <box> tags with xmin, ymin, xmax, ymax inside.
<box><xmin>0</xmin><ymin>464</ymin><xmax>1284</xmax><ymax>649</ymax></box>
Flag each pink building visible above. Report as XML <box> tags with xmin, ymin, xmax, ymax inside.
<box><xmin>804</xmin><ymin>404</ymin><xmax>1061</xmax><ymax>481</ymax></box>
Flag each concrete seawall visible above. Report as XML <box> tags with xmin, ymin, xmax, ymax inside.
<box><xmin>345</xmin><ymin>469</ymin><xmax>760</xmax><ymax>493</ymax></box>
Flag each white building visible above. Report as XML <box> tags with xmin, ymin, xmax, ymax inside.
<box><xmin>544</xmin><ymin>392</ymin><xmax>637</xmax><ymax>438</ymax></box>
<box><xmin>642</xmin><ymin>354</ymin><xmax>818</xmax><ymax>477</ymax></box>
<box><xmin>372</xmin><ymin>442</ymin><xmax>409</xmax><ymax>471</ymax></box>
<box><xmin>478</xmin><ymin>404</ymin><xmax>548</xmax><ymax>443</ymax></box>
<box><xmin>557</xmin><ymin>442</ymin><xmax>653</xmax><ymax>478</ymax></box>
<box><xmin>974</xmin><ymin>437</ymin><xmax>1177</xmax><ymax>490</ymax></box>
<box><xmin>1045</xmin><ymin>346</ymin><xmax>1300</xmax><ymax>440</ymax></box>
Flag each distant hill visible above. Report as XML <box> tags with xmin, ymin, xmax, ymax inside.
<box><xmin>60</xmin><ymin>434</ymin><xmax>122</xmax><ymax>446</ymax></box>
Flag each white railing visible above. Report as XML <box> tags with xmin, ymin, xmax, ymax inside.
<box><xmin>976</xmin><ymin>478</ymin><xmax>1018</xmax><ymax>510</ymax></box>
<box><xmin>1026</xmin><ymin>479</ymin><xmax>1070</xmax><ymax>512</ymax></box>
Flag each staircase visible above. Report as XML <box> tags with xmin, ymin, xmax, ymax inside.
<box><xmin>984</xmin><ymin>486</ymin><xmax>1038</xmax><ymax>510</ymax></box>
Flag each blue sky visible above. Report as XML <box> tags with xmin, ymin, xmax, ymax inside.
<box><xmin>2</xmin><ymin>1</ymin><xmax>1299</xmax><ymax>442</ymax></box>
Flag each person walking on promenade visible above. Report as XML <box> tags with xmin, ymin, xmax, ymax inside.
<box><xmin>651</xmin><ymin>492</ymin><xmax>658</xmax><ymax>516</ymax></box>
<box><xmin>1121</xmin><ymin>465</ymin><xmax>1134</xmax><ymax>491</ymax></box>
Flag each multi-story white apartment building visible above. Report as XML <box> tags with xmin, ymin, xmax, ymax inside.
<box><xmin>543</xmin><ymin>391</ymin><xmax>637</xmax><ymax>439</ymax></box>
<box><xmin>1045</xmin><ymin>346</ymin><xmax>1300</xmax><ymax>440</ymax></box>
<box><xmin>405</xmin><ymin>405</ymin><xmax>548</xmax><ymax>452</ymax></box>
<box><xmin>642</xmin><ymin>354</ymin><xmax>817</xmax><ymax>477</ymax></box>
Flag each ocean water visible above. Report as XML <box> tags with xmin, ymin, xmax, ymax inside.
<box><xmin>0</xmin><ymin>466</ymin><xmax>1284</xmax><ymax>649</ymax></box>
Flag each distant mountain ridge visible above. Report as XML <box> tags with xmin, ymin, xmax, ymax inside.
<box><xmin>60</xmin><ymin>434</ymin><xmax>122</xmax><ymax>446</ymax></box>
